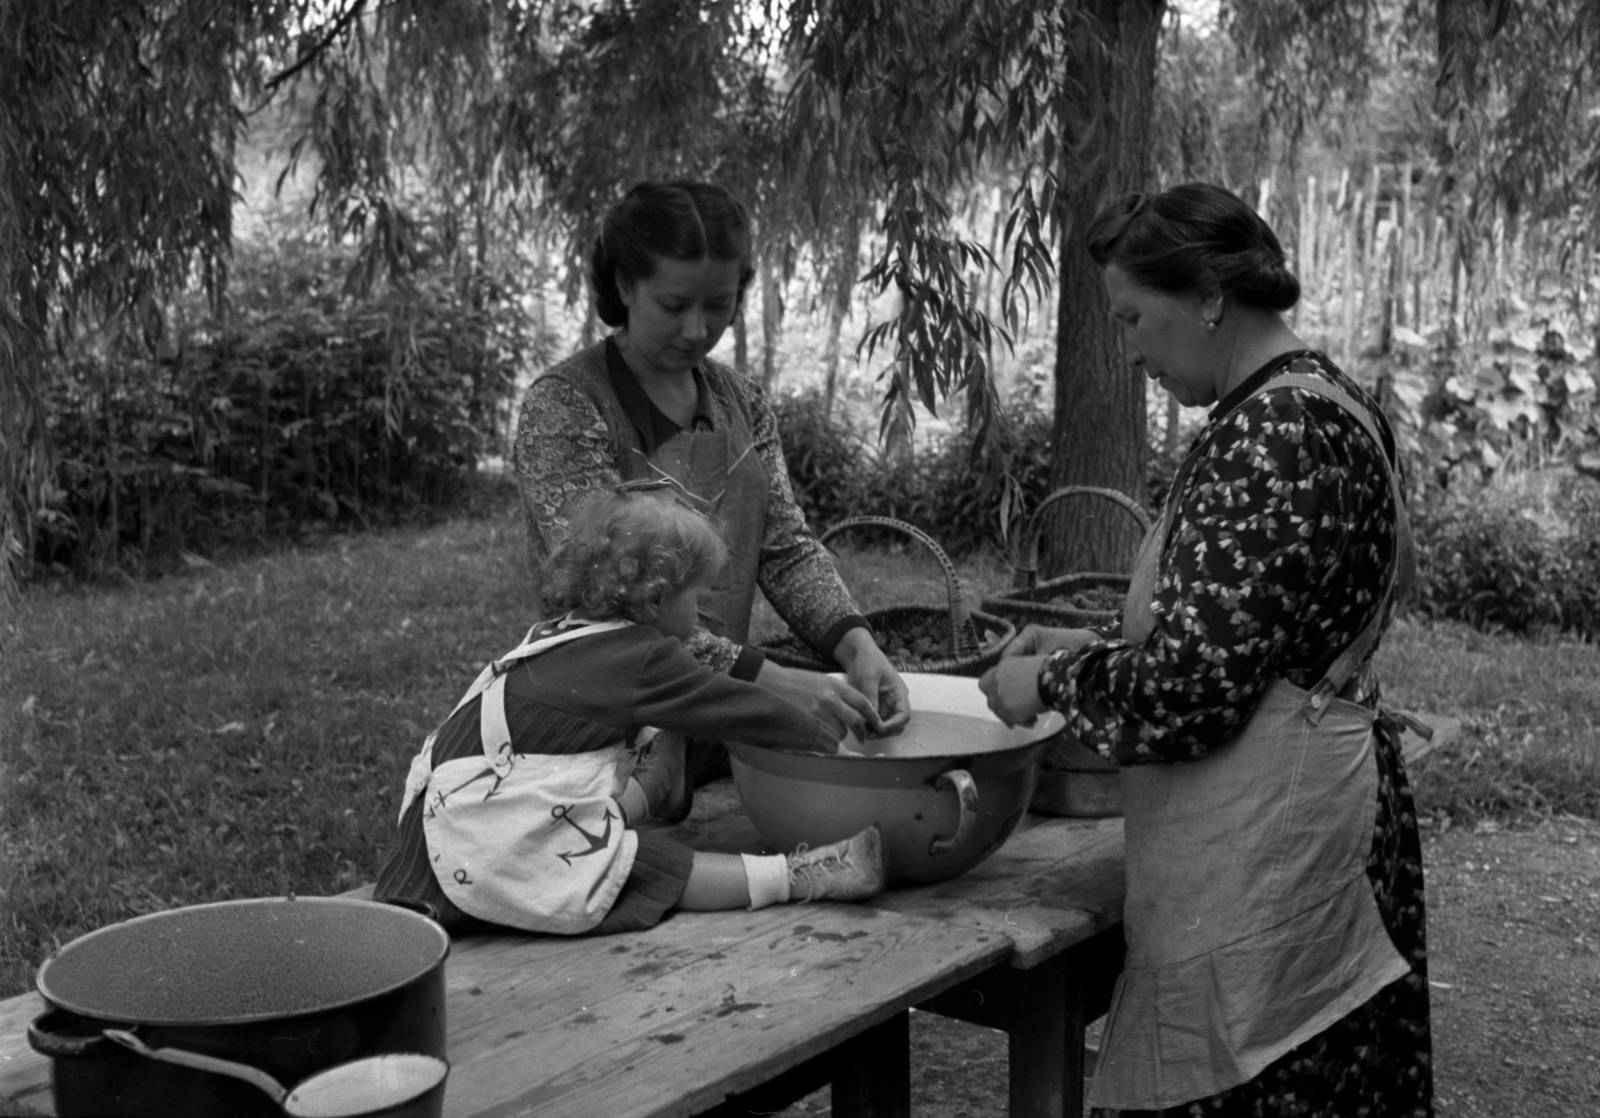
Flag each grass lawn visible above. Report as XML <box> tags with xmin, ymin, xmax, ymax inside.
<box><xmin>3</xmin><ymin>503</ymin><xmax>1597</xmax><ymax>998</ymax></box>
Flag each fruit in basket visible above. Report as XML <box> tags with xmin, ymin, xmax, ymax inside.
<box><xmin>765</xmin><ymin>613</ymin><xmax>1006</xmax><ymax>668</ymax></box>
<box><xmin>882</xmin><ymin>616</ymin><xmax>1004</xmax><ymax>665</ymax></box>
<box><xmin>1046</xmin><ymin>583</ymin><xmax>1125</xmax><ymax>611</ymax></box>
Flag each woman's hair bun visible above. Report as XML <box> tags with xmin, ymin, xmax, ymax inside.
<box><xmin>1228</xmin><ymin>247</ymin><xmax>1301</xmax><ymax>313</ymax></box>
<box><xmin>1085</xmin><ymin>181</ymin><xmax>1301</xmax><ymax>313</ymax></box>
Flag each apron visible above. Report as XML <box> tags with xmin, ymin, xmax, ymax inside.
<box><xmin>1089</xmin><ymin>372</ymin><xmax>1415</xmax><ymax>1111</ymax></box>
<box><xmin>552</xmin><ymin>351</ymin><xmax>771</xmax><ymax>781</ymax></box>
<box><xmin>397</xmin><ymin>618</ymin><xmax>642</xmax><ymax>935</ymax></box>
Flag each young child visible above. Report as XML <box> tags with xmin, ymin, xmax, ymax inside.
<box><xmin>374</xmin><ymin>488</ymin><xmax>889</xmax><ymax>935</ymax></box>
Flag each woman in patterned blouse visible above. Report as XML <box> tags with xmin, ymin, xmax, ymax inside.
<box><xmin>513</xmin><ymin>181</ymin><xmax>909</xmax><ymax>805</ymax></box>
<box><xmin>981</xmin><ymin>183</ymin><xmax>1433</xmax><ymax>1117</ymax></box>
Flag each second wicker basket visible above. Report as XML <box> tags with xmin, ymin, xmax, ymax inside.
<box><xmin>981</xmin><ymin>486</ymin><xmax>1153</xmax><ymax>631</ymax></box>
<box><xmin>759</xmin><ymin>515</ymin><xmax>1015</xmax><ymax>678</ymax></box>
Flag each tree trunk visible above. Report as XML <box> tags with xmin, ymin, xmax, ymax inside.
<box><xmin>822</xmin><ymin>212</ymin><xmax>862</xmax><ymax>419</ymax></box>
<box><xmin>1163</xmin><ymin>392</ymin><xmax>1183</xmax><ymax>461</ymax></box>
<box><xmin>733</xmin><ymin>308</ymin><xmax>749</xmax><ymax>378</ymax></box>
<box><xmin>1045</xmin><ymin>0</ymin><xmax>1164</xmax><ymax>577</ymax></box>
<box><xmin>759</xmin><ymin>252</ymin><xmax>784</xmax><ymax>391</ymax></box>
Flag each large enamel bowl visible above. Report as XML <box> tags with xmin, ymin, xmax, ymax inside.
<box><xmin>728</xmin><ymin>673</ymin><xmax>1064</xmax><ymax>884</ymax></box>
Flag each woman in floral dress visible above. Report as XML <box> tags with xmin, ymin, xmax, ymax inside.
<box><xmin>981</xmin><ymin>182</ymin><xmax>1432</xmax><ymax>1117</ymax></box>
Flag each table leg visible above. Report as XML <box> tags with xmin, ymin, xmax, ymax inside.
<box><xmin>917</xmin><ymin>956</ymin><xmax>1072</xmax><ymax>1117</ymax></box>
<box><xmin>917</xmin><ymin>924</ymin><xmax>1125</xmax><ymax>1118</ymax></box>
<box><xmin>1012</xmin><ymin>954</ymin><xmax>1075</xmax><ymax>1117</ymax></box>
<box><xmin>832</xmin><ymin>1010</ymin><xmax>911</xmax><ymax>1118</ymax></box>
<box><xmin>701</xmin><ymin>1011</ymin><xmax>911</xmax><ymax>1118</ymax></box>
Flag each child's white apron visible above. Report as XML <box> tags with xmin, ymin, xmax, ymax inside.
<box><xmin>1089</xmin><ymin>373</ymin><xmax>1416</xmax><ymax>1111</ymax></box>
<box><xmin>397</xmin><ymin>618</ymin><xmax>642</xmax><ymax>935</ymax></box>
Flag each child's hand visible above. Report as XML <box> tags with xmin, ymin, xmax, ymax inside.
<box><xmin>755</xmin><ymin>661</ymin><xmax>880</xmax><ymax>741</ymax></box>
<box><xmin>833</xmin><ymin>731</ymin><xmax>888</xmax><ymax>758</ymax></box>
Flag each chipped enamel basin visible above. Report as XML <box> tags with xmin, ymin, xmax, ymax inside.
<box><xmin>728</xmin><ymin>673</ymin><xmax>1063</xmax><ymax>883</ymax></box>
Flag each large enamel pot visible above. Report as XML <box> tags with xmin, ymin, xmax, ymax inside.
<box><xmin>27</xmin><ymin>896</ymin><xmax>450</xmax><ymax>1118</ymax></box>
<box><xmin>728</xmin><ymin>673</ymin><xmax>1064</xmax><ymax>883</ymax></box>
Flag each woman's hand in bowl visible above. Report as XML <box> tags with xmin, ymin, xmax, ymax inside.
<box><xmin>978</xmin><ymin>655</ymin><xmax>1050</xmax><ymax>728</ymax></box>
<box><xmin>831</xmin><ymin>629</ymin><xmax>912</xmax><ymax>735</ymax></box>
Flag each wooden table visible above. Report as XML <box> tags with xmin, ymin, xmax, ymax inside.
<box><xmin>673</xmin><ymin>781</ymin><xmax>1127</xmax><ymax>1118</ymax></box>
<box><xmin>0</xmin><ymin>785</ymin><xmax>1127</xmax><ymax>1118</ymax></box>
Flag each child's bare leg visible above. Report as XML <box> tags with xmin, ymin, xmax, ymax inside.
<box><xmin>678</xmin><ymin>852</ymin><xmax>756</xmax><ymax>910</ymax></box>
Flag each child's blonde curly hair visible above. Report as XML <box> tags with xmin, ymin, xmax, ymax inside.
<box><xmin>540</xmin><ymin>489</ymin><xmax>728</xmax><ymax>626</ymax></box>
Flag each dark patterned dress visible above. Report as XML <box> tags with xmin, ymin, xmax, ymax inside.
<box><xmin>1041</xmin><ymin>352</ymin><xmax>1433</xmax><ymax>1117</ymax></box>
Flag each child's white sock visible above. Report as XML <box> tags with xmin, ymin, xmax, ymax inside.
<box><xmin>619</xmin><ymin>777</ymin><xmax>651</xmax><ymax>826</ymax></box>
<box><xmin>741</xmin><ymin>853</ymin><xmax>791</xmax><ymax>909</ymax></box>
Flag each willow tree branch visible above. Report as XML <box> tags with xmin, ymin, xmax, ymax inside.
<box><xmin>265</xmin><ymin>0</ymin><xmax>369</xmax><ymax>93</ymax></box>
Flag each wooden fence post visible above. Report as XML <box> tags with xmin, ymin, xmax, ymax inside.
<box><xmin>1397</xmin><ymin>163</ymin><xmax>1412</xmax><ymax>330</ymax></box>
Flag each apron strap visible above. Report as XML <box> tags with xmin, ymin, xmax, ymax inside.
<box><xmin>1263</xmin><ymin>374</ymin><xmax>1413</xmax><ymax>725</ymax></box>
<box><xmin>1156</xmin><ymin>366</ymin><xmax>1412</xmax><ymax>728</ymax></box>
<box><xmin>475</xmin><ymin>618</ymin><xmax>632</xmax><ymax>764</ymax></box>
<box><xmin>401</xmin><ymin>618</ymin><xmax>632</xmax><ymax>817</ymax></box>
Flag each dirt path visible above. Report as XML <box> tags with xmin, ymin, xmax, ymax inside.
<box><xmin>1426</xmin><ymin>817</ymin><xmax>1600</xmax><ymax>1117</ymax></box>
<box><xmin>773</xmin><ymin>818</ymin><xmax>1600</xmax><ymax>1117</ymax></box>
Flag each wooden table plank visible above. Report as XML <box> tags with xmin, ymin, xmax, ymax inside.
<box><xmin>669</xmin><ymin>781</ymin><xmax>1127</xmax><ymax>971</ymax></box>
<box><xmin>0</xmin><ymin>991</ymin><xmax>50</xmax><ymax>1117</ymax></box>
<box><xmin>3</xmin><ymin>770</ymin><xmax>1130</xmax><ymax>1118</ymax></box>
<box><xmin>0</xmin><ymin>899</ymin><xmax>1007</xmax><ymax>1118</ymax></box>
<box><xmin>438</xmin><ymin>902</ymin><xmax>1007</xmax><ymax>1118</ymax></box>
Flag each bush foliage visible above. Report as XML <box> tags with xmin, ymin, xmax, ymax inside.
<box><xmin>775</xmin><ymin>385</ymin><xmax>1600</xmax><ymax>641</ymax></box>
<box><xmin>771</xmin><ymin>389</ymin><xmax>1057</xmax><ymax>558</ymax></box>
<box><xmin>34</xmin><ymin>233</ymin><xmax>534</xmax><ymax>576</ymax></box>
<box><xmin>1411</xmin><ymin>475</ymin><xmax>1600</xmax><ymax>639</ymax></box>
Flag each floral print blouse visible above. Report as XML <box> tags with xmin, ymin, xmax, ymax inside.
<box><xmin>1043</xmin><ymin>350</ymin><xmax>1403</xmax><ymax>762</ymax></box>
<box><xmin>512</xmin><ymin>341</ymin><xmax>865</xmax><ymax>676</ymax></box>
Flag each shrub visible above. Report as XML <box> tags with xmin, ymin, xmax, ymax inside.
<box><xmin>1411</xmin><ymin>473</ymin><xmax>1600</xmax><ymax>639</ymax></box>
<box><xmin>773</xmin><ymin>389</ymin><xmax>1057</xmax><ymax>557</ymax></box>
<box><xmin>33</xmin><ymin>235</ymin><xmax>536</xmax><ymax>576</ymax></box>
<box><xmin>770</xmin><ymin>390</ymin><xmax>872</xmax><ymax>531</ymax></box>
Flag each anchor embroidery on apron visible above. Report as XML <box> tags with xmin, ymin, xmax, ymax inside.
<box><xmin>398</xmin><ymin>618</ymin><xmax>645</xmax><ymax>934</ymax></box>
<box><xmin>550</xmin><ymin>803</ymin><xmax>616</xmax><ymax>865</ymax></box>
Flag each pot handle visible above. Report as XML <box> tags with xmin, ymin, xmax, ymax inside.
<box><xmin>102</xmin><ymin>1029</ymin><xmax>289</xmax><ymax>1106</ymax></box>
<box><xmin>929</xmin><ymin>768</ymin><xmax>978</xmax><ymax>856</ymax></box>
<box><xmin>28</xmin><ymin>1010</ymin><xmax>109</xmax><ymax>1059</ymax></box>
<box><xmin>380</xmin><ymin>896</ymin><xmax>443</xmax><ymax>925</ymax></box>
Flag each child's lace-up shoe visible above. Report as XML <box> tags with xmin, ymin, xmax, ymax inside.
<box><xmin>786</xmin><ymin>824</ymin><xmax>889</xmax><ymax>902</ymax></box>
<box><xmin>633</xmin><ymin>730</ymin><xmax>691</xmax><ymax>824</ymax></box>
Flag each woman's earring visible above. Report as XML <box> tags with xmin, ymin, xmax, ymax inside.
<box><xmin>1205</xmin><ymin>317</ymin><xmax>1219</xmax><ymax>332</ymax></box>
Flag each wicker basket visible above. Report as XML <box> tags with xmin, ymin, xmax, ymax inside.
<box><xmin>759</xmin><ymin>516</ymin><xmax>1015</xmax><ymax>678</ymax></box>
<box><xmin>981</xmin><ymin>486</ymin><xmax>1153</xmax><ymax>630</ymax></box>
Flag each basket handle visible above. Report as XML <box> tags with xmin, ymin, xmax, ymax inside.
<box><xmin>819</xmin><ymin>516</ymin><xmax>979</xmax><ymax>657</ymax></box>
<box><xmin>1013</xmin><ymin>486</ymin><xmax>1153</xmax><ymax>590</ymax></box>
